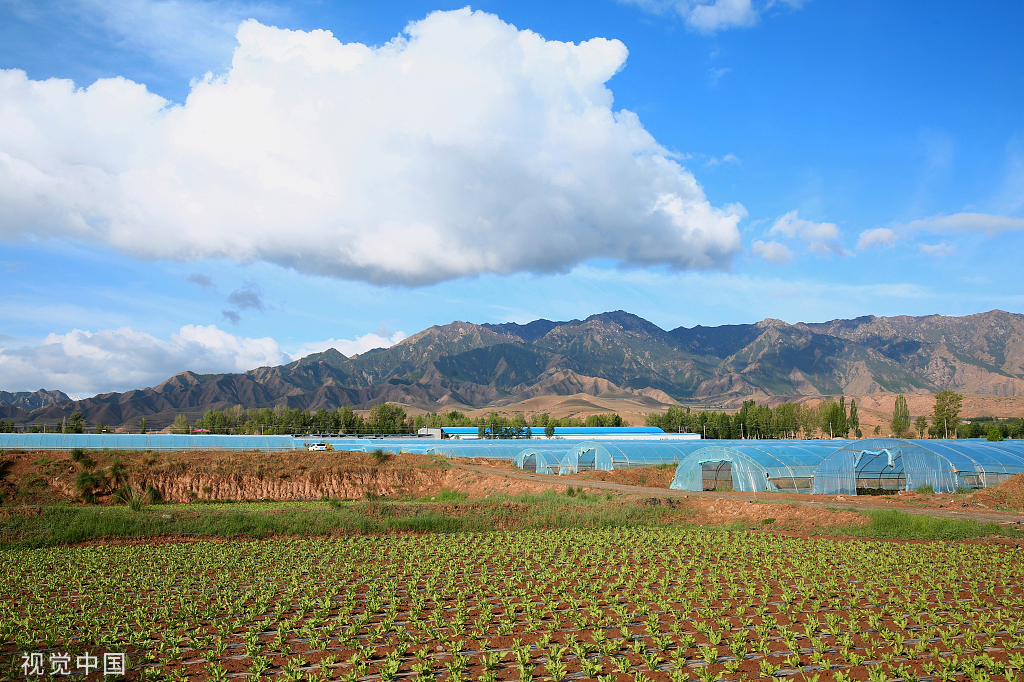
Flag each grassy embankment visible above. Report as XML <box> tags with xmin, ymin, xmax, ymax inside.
<box><xmin>2</xmin><ymin>488</ymin><xmax>1018</xmax><ymax>549</ymax></box>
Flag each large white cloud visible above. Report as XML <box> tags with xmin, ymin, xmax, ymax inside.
<box><xmin>0</xmin><ymin>9</ymin><xmax>745</xmax><ymax>286</ymax></box>
<box><xmin>0</xmin><ymin>324</ymin><xmax>405</xmax><ymax>396</ymax></box>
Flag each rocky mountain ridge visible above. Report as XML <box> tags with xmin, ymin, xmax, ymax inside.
<box><xmin>7</xmin><ymin>310</ymin><xmax>1024</xmax><ymax>428</ymax></box>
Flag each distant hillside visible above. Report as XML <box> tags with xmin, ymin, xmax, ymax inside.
<box><xmin>8</xmin><ymin>310</ymin><xmax>1024</xmax><ymax>428</ymax></box>
<box><xmin>0</xmin><ymin>389</ymin><xmax>70</xmax><ymax>410</ymax></box>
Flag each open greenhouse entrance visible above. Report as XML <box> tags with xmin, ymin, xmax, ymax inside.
<box><xmin>854</xmin><ymin>448</ymin><xmax>906</xmax><ymax>495</ymax></box>
<box><xmin>702</xmin><ymin>461</ymin><xmax>733</xmax><ymax>491</ymax></box>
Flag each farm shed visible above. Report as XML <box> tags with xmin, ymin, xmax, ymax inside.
<box><xmin>670</xmin><ymin>441</ymin><xmax>842</xmax><ymax>493</ymax></box>
<box><xmin>812</xmin><ymin>438</ymin><xmax>1024</xmax><ymax>495</ymax></box>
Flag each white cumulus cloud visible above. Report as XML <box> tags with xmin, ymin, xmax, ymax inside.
<box><xmin>292</xmin><ymin>331</ymin><xmax>408</xmax><ymax>360</ymax></box>
<box><xmin>0</xmin><ymin>9</ymin><xmax>745</xmax><ymax>286</ymax></box>
<box><xmin>769</xmin><ymin>210</ymin><xmax>852</xmax><ymax>257</ymax></box>
<box><xmin>0</xmin><ymin>325</ymin><xmax>288</xmax><ymax>397</ymax></box>
<box><xmin>0</xmin><ymin>323</ymin><xmax>410</xmax><ymax>396</ymax></box>
<box><xmin>751</xmin><ymin>239</ymin><xmax>793</xmax><ymax>264</ymax></box>
<box><xmin>856</xmin><ymin>227</ymin><xmax>897</xmax><ymax>250</ymax></box>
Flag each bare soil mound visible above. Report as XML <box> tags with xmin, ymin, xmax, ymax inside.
<box><xmin>969</xmin><ymin>472</ymin><xmax>1024</xmax><ymax>511</ymax></box>
<box><xmin>686</xmin><ymin>497</ymin><xmax>869</xmax><ymax>532</ymax></box>
<box><xmin>568</xmin><ymin>465</ymin><xmax>675</xmax><ymax>488</ymax></box>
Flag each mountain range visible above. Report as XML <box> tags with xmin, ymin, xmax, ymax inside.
<box><xmin>3</xmin><ymin>309</ymin><xmax>1024</xmax><ymax>428</ymax></box>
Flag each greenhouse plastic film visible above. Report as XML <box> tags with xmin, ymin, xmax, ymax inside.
<box><xmin>671</xmin><ymin>441</ymin><xmax>840</xmax><ymax>493</ymax></box>
<box><xmin>812</xmin><ymin>438</ymin><xmax>1024</xmax><ymax>495</ymax></box>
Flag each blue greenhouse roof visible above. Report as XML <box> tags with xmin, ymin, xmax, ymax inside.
<box><xmin>438</xmin><ymin>426</ymin><xmax>666</xmax><ymax>435</ymax></box>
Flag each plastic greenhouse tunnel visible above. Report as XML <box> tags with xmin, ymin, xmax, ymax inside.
<box><xmin>670</xmin><ymin>441</ymin><xmax>846</xmax><ymax>493</ymax></box>
<box><xmin>812</xmin><ymin>438</ymin><xmax>1024</xmax><ymax>495</ymax></box>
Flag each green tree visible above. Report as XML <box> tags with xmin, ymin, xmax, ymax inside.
<box><xmin>932</xmin><ymin>391</ymin><xmax>963</xmax><ymax>438</ymax></box>
<box><xmin>987</xmin><ymin>427</ymin><xmax>1004</xmax><ymax>442</ymax></box>
<box><xmin>311</xmin><ymin>408</ymin><xmax>332</xmax><ymax>434</ymax></box>
<box><xmin>821</xmin><ymin>398</ymin><xmax>848</xmax><ymax>438</ymax></box>
<box><xmin>94</xmin><ymin>421</ymin><xmax>107</xmax><ymax>434</ymax></box>
<box><xmin>890</xmin><ymin>395</ymin><xmax>910</xmax><ymax>437</ymax></box>
<box><xmin>68</xmin><ymin>411</ymin><xmax>85</xmax><ymax>434</ymax></box>
<box><xmin>849</xmin><ymin>399</ymin><xmax>860</xmax><ymax>438</ymax></box>
<box><xmin>544</xmin><ymin>423</ymin><xmax>555</xmax><ymax>438</ymax></box>
<box><xmin>170</xmin><ymin>414</ymin><xmax>191</xmax><ymax>434</ymax></box>
<box><xmin>367</xmin><ymin>402</ymin><xmax>407</xmax><ymax>434</ymax></box>
<box><xmin>335</xmin><ymin>406</ymin><xmax>363</xmax><ymax>434</ymax></box>
<box><xmin>914</xmin><ymin>415</ymin><xmax>928</xmax><ymax>438</ymax></box>
<box><xmin>139</xmin><ymin>417</ymin><xmax>147</xmax><ymax>434</ymax></box>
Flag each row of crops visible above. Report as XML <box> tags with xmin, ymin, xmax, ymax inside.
<box><xmin>3</xmin><ymin>528</ymin><xmax>1023</xmax><ymax>680</ymax></box>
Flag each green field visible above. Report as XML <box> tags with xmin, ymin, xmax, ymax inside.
<box><xmin>3</xmin><ymin>523</ymin><xmax>1024</xmax><ymax>681</ymax></box>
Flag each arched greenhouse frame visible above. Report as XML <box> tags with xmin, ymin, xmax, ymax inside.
<box><xmin>670</xmin><ymin>441</ymin><xmax>841</xmax><ymax>493</ymax></box>
<box><xmin>812</xmin><ymin>438</ymin><xmax>1024</xmax><ymax>495</ymax></box>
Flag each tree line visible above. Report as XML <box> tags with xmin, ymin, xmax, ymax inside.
<box><xmin>3</xmin><ymin>392</ymin><xmax>1022</xmax><ymax>439</ymax></box>
<box><xmin>171</xmin><ymin>404</ymin><xmax>626</xmax><ymax>436</ymax></box>
<box><xmin>644</xmin><ymin>397</ymin><xmax>862</xmax><ymax>439</ymax></box>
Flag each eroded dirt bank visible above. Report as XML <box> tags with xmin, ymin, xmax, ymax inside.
<box><xmin>0</xmin><ymin>449</ymin><xmax>569</xmax><ymax>504</ymax></box>
<box><xmin>4</xmin><ymin>449</ymin><xmax>1023</xmax><ymax>534</ymax></box>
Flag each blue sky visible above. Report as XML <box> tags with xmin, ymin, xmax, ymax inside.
<box><xmin>1</xmin><ymin>0</ymin><xmax>1022</xmax><ymax>396</ymax></box>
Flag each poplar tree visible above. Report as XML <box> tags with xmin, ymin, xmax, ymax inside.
<box><xmin>914</xmin><ymin>415</ymin><xmax>928</xmax><ymax>438</ymax></box>
<box><xmin>890</xmin><ymin>395</ymin><xmax>910</xmax><ymax>437</ymax></box>
<box><xmin>931</xmin><ymin>391</ymin><xmax>963</xmax><ymax>438</ymax></box>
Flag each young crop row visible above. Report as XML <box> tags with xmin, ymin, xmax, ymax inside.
<box><xmin>2</xmin><ymin>528</ymin><xmax>1022</xmax><ymax>681</ymax></box>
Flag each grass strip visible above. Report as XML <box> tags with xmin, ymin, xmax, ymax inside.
<box><xmin>0</xmin><ymin>492</ymin><xmax>686</xmax><ymax>549</ymax></box>
<box><xmin>5</xmin><ymin>498</ymin><xmax>1016</xmax><ymax>549</ymax></box>
<box><xmin>832</xmin><ymin>508</ymin><xmax>1022</xmax><ymax>541</ymax></box>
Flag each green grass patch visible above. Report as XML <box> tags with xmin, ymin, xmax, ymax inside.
<box><xmin>8</xmin><ymin>497</ymin><xmax>1012</xmax><ymax>549</ymax></box>
<box><xmin>833</xmin><ymin>509</ymin><xmax>1022</xmax><ymax>541</ymax></box>
<box><xmin>0</xmin><ymin>494</ymin><xmax>692</xmax><ymax>550</ymax></box>
<box><xmin>423</xmin><ymin>488</ymin><xmax>469</xmax><ymax>503</ymax></box>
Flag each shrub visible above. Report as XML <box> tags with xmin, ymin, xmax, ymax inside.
<box><xmin>70</xmin><ymin>448</ymin><xmax>95</xmax><ymax>470</ymax></box>
<box><xmin>74</xmin><ymin>471</ymin><xmax>104</xmax><ymax>503</ymax></box>
<box><xmin>108</xmin><ymin>457</ymin><xmax>128</xmax><ymax>486</ymax></box>
<box><xmin>915</xmin><ymin>484</ymin><xmax>935</xmax><ymax>495</ymax></box>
